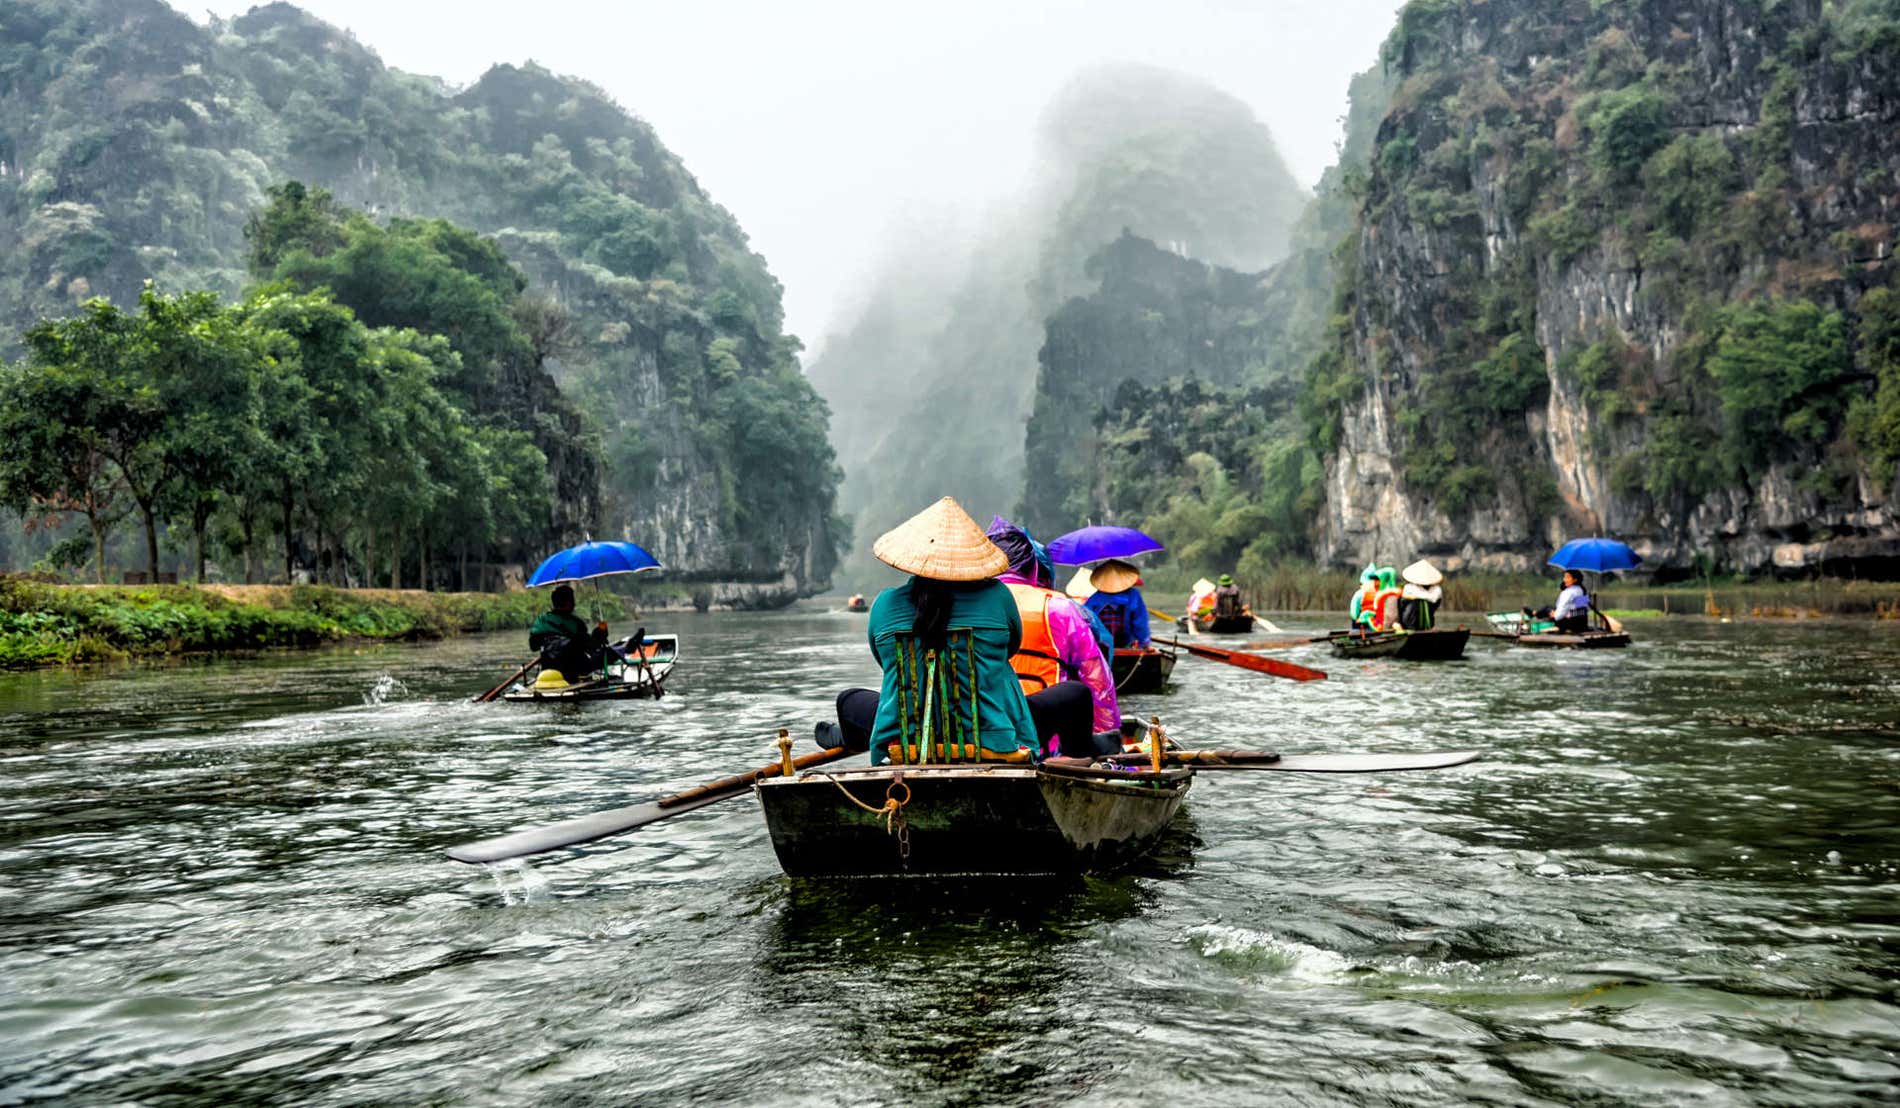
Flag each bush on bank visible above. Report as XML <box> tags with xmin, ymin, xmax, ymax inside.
<box><xmin>0</xmin><ymin>578</ymin><xmax>617</xmax><ymax>668</ymax></box>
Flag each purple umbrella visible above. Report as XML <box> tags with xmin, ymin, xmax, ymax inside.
<box><xmin>1045</xmin><ymin>526</ymin><xmax>1164</xmax><ymax>566</ymax></box>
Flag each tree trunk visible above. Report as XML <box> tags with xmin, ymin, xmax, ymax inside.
<box><xmin>391</xmin><ymin>521</ymin><xmax>401</xmax><ymax>590</ymax></box>
<box><xmin>89</xmin><ymin>513</ymin><xmax>108</xmax><ymax>585</ymax></box>
<box><xmin>193</xmin><ymin>500</ymin><xmax>212</xmax><ymax>583</ymax></box>
<box><xmin>138</xmin><ymin>499</ymin><xmax>159</xmax><ymax>580</ymax></box>
<box><xmin>458</xmin><ymin>539</ymin><xmax>468</xmax><ymax>593</ymax></box>
<box><xmin>239</xmin><ymin>505</ymin><xmax>255</xmax><ymax>585</ymax></box>
<box><xmin>281</xmin><ymin>482</ymin><xmax>295</xmax><ymax>585</ymax></box>
<box><xmin>420</xmin><ymin>527</ymin><xmax>430</xmax><ymax>593</ymax></box>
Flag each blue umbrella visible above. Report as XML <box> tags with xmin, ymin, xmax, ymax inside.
<box><xmin>527</xmin><ymin>541</ymin><xmax>663</xmax><ymax>587</ymax></box>
<box><xmin>1046</xmin><ymin>525</ymin><xmax>1165</xmax><ymax>565</ymax></box>
<box><xmin>1548</xmin><ymin>538</ymin><xmax>1641</xmax><ymax>573</ymax></box>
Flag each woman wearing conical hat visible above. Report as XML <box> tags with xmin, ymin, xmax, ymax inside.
<box><xmin>816</xmin><ymin>497</ymin><xmax>1040</xmax><ymax>764</ymax></box>
<box><xmin>1082</xmin><ymin>558</ymin><xmax>1152</xmax><ymax>650</ymax></box>
<box><xmin>1397</xmin><ymin>559</ymin><xmax>1444</xmax><ymax>630</ymax></box>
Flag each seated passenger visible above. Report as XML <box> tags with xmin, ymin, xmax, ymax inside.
<box><xmin>1397</xmin><ymin>559</ymin><xmax>1444</xmax><ymax>630</ymax></box>
<box><xmin>820</xmin><ymin>497</ymin><xmax>1038</xmax><ymax>764</ymax></box>
<box><xmin>528</xmin><ymin>584</ymin><xmax>607</xmax><ymax>681</ymax></box>
<box><xmin>1084</xmin><ymin>559</ymin><xmax>1152</xmax><ymax>649</ymax></box>
<box><xmin>1213</xmin><ymin>574</ymin><xmax>1248</xmax><ymax>620</ymax></box>
<box><xmin>1531</xmin><ymin>570</ymin><xmax>1592</xmax><ymax>633</ymax></box>
<box><xmin>987</xmin><ymin>516</ymin><xmax>1121</xmax><ymax>754</ymax></box>
<box><xmin>1349</xmin><ymin>565</ymin><xmax>1380</xmax><ymax>628</ymax></box>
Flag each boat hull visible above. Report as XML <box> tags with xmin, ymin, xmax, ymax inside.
<box><xmin>756</xmin><ymin>764</ymin><xmax>1191</xmax><ymax>877</ymax></box>
<box><xmin>1512</xmin><ymin>630</ymin><xmax>1631</xmax><ymax>649</ymax></box>
<box><xmin>1329</xmin><ymin>628</ymin><xmax>1469</xmax><ymax>660</ymax></box>
<box><xmin>1111</xmin><ymin>647</ymin><xmax>1176</xmax><ymax>693</ymax></box>
<box><xmin>1179</xmin><ymin>613</ymin><xmax>1255</xmax><ymax>634</ymax></box>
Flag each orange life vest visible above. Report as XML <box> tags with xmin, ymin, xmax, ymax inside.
<box><xmin>1003</xmin><ymin>582</ymin><xmax>1064</xmax><ymax>694</ymax></box>
<box><xmin>1353</xmin><ymin>583</ymin><xmax>1379</xmax><ymax>624</ymax></box>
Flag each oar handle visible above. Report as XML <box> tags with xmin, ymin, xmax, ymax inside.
<box><xmin>657</xmin><ymin>746</ymin><xmax>850</xmax><ymax>808</ymax></box>
<box><xmin>475</xmin><ymin>656</ymin><xmax>540</xmax><ymax>703</ymax></box>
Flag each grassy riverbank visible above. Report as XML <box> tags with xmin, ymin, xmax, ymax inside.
<box><xmin>1132</xmin><ymin>566</ymin><xmax>1900</xmax><ymax>620</ymax></box>
<box><xmin>0</xmin><ymin>578</ymin><xmax>625</xmax><ymax>667</ymax></box>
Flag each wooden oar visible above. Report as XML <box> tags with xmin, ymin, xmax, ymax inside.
<box><xmin>1110</xmin><ymin>749</ymin><xmax>1480</xmax><ymax>772</ymax></box>
<box><xmin>474</xmin><ymin>656</ymin><xmax>540</xmax><ymax>703</ymax></box>
<box><xmin>1239</xmin><ymin>633</ymin><xmax>1336</xmax><ymax>650</ymax></box>
<box><xmin>624</xmin><ymin>625</ymin><xmax>665</xmax><ymax>698</ymax></box>
<box><xmin>1154</xmin><ymin>636</ymin><xmax>1327</xmax><ymax>682</ymax></box>
<box><xmin>446</xmin><ymin>744</ymin><xmax>851</xmax><ymax>864</ymax></box>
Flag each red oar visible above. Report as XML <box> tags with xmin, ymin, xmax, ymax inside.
<box><xmin>1154</xmin><ymin>636</ymin><xmax>1327</xmax><ymax>682</ymax></box>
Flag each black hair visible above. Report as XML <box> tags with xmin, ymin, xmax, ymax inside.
<box><xmin>910</xmin><ymin>576</ymin><xmax>955</xmax><ymax>650</ymax></box>
<box><xmin>552</xmin><ymin>584</ymin><xmax>576</xmax><ymax>610</ymax></box>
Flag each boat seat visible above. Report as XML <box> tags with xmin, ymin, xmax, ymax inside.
<box><xmin>885</xmin><ymin>628</ymin><xmax>1012</xmax><ymax>765</ymax></box>
<box><xmin>883</xmin><ymin>742</ymin><xmax>1033</xmax><ymax>764</ymax></box>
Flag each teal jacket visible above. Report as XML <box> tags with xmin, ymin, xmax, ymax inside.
<box><xmin>529</xmin><ymin>609</ymin><xmax>603</xmax><ymax>650</ymax></box>
<box><xmin>866</xmin><ymin>578</ymin><xmax>1038</xmax><ymax>763</ymax></box>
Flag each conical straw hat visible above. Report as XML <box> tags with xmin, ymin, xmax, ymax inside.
<box><xmin>1090</xmin><ymin>558</ymin><xmax>1142</xmax><ymax>594</ymax></box>
<box><xmin>1064</xmin><ymin>566</ymin><xmax>1096</xmax><ymax>600</ymax></box>
<box><xmin>873</xmin><ymin>496</ymin><xmax>1008</xmax><ymax>581</ymax></box>
<box><xmin>1401</xmin><ymin>559</ymin><xmax>1443</xmax><ymax>586</ymax></box>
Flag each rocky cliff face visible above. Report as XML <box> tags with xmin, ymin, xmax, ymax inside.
<box><xmin>1317</xmin><ymin>0</ymin><xmax>1900</xmax><ymax>576</ymax></box>
<box><xmin>808</xmin><ymin>63</ymin><xmax>1305</xmax><ymax>584</ymax></box>
<box><xmin>0</xmin><ymin>0</ymin><xmax>840</xmax><ymax>598</ymax></box>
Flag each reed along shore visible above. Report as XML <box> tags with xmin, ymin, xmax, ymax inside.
<box><xmin>0</xmin><ymin>578</ymin><xmax>627</xmax><ymax>668</ymax></box>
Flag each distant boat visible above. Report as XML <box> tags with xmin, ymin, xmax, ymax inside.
<box><xmin>501</xmin><ymin>635</ymin><xmax>680</xmax><ymax>701</ymax></box>
<box><xmin>845</xmin><ymin>593</ymin><xmax>868</xmax><ymax>613</ymax></box>
<box><xmin>1328</xmin><ymin>627</ymin><xmax>1469</xmax><ymax>660</ymax></box>
<box><xmin>1485</xmin><ymin>611</ymin><xmax>1631</xmax><ymax>649</ymax></box>
<box><xmin>1178</xmin><ymin>612</ymin><xmax>1254</xmax><ymax>634</ymax></box>
<box><xmin>1111</xmin><ymin>645</ymin><xmax>1176</xmax><ymax>693</ymax></box>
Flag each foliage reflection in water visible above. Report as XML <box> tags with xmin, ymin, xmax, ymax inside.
<box><xmin>0</xmin><ymin>610</ymin><xmax>1895</xmax><ymax>1104</ymax></box>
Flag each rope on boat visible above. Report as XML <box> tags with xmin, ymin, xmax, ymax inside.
<box><xmin>814</xmin><ymin>773</ymin><xmax>910</xmax><ymax>832</ymax></box>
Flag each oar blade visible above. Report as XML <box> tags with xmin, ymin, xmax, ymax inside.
<box><xmin>1242</xmin><ymin>750</ymin><xmax>1481</xmax><ymax>773</ymax></box>
<box><xmin>446</xmin><ymin>788</ymin><xmax>736</xmax><ymax>865</ymax></box>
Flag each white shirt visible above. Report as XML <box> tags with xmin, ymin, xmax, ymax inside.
<box><xmin>1554</xmin><ymin>584</ymin><xmax>1590</xmax><ymax>619</ymax></box>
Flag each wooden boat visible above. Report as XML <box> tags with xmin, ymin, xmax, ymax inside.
<box><xmin>1177</xmin><ymin>613</ymin><xmax>1255</xmax><ymax>634</ymax></box>
<box><xmin>1510</xmin><ymin>629</ymin><xmax>1631</xmax><ymax>649</ymax></box>
<box><xmin>1329</xmin><ymin>627</ymin><xmax>1470</xmax><ymax>660</ymax></box>
<box><xmin>501</xmin><ymin>634</ymin><xmax>680</xmax><ymax>701</ymax></box>
<box><xmin>1486</xmin><ymin>611</ymin><xmax>1630</xmax><ymax>649</ymax></box>
<box><xmin>844</xmin><ymin>594</ymin><xmax>869</xmax><ymax>612</ymax></box>
<box><xmin>1111</xmin><ymin>645</ymin><xmax>1176</xmax><ymax>693</ymax></box>
<box><xmin>755</xmin><ymin>761</ymin><xmax>1192</xmax><ymax>877</ymax></box>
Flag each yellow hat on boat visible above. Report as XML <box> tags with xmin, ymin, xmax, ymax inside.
<box><xmin>873</xmin><ymin>496</ymin><xmax>1009</xmax><ymax>581</ymax></box>
<box><xmin>533</xmin><ymin>669</ymin><xmax>568</xmax><ymax>689</ymax></box>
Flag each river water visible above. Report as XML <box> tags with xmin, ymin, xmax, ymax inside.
<box><xmin>1</xmin><ymin>609</ymin><xmax>1896</xmax><ymax>1105</ymax></box>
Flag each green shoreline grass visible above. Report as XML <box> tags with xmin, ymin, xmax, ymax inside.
<box><xmin>1130</xmin><ymin>567</ymin><xmax>1900</xmax><ymax>620</ymax></box>
<box><xmin>0</xmin><ymin>577</ymin><xmax>626</xmax><ymax>668</ymax></box>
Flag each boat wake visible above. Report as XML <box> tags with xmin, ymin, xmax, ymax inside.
<box><xmin>1185</xmin><ymin>923</ymin><xmax>1350</xmax><ymax>981</ymax></box>
<box><xmin>487</xmin><ymin>858</ymin><xmax>551</xmax><ymax>905</ymax></box>
<box><xmin>363</xmin><ymin>673</ymin><xmax>408</xmax><ymax>705</ymax></box>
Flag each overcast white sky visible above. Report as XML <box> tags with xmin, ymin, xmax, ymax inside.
<box><xmin>194</xmin><ymin>1</ymin><xmax>1405</xmax><ymax>354</ymax></box>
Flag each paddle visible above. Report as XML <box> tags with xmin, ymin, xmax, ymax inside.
<box><xmin>474</xmin><ymin>656</ymin><xmax>540</xmax><ymax>703</ymax></box>
<box><xmin>1110</xmin><ymin>749</ymin><xmax>1481</xmax><ymax>772</ymax></box>
<box><xmin>1154</xmin><ymin>636</ymin><xmax>1327</xmax><ymax>682</ymax></box>
<box><xmin>445</xmin><ymin>743</ymin><xmax>852</xmax><ymax>864</ymax></box>
<box><xmin>1239</xmin><ymin>633</ymin><xmax>1335</xmax><ymax>650</ymax></box>
<box><xmin>623</xmin><ymin>625</ymin><xmax>665</xmax><ymax>697</ymax></box>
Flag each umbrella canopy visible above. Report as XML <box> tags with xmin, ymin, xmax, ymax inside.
<box><xmin>1548</xmin><ymin>537</ymin><xmax>1641</xmax><ymax>573</ymax></box>
<box><xmin>527</xmin><ymin>540</ymin><xmax>663</xmax><ymax>587</ymax></box>
<box><xmin>1046</xmin><ymin>526</ymin><xmax>1164</xmax><ymax>565</ymax></box>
